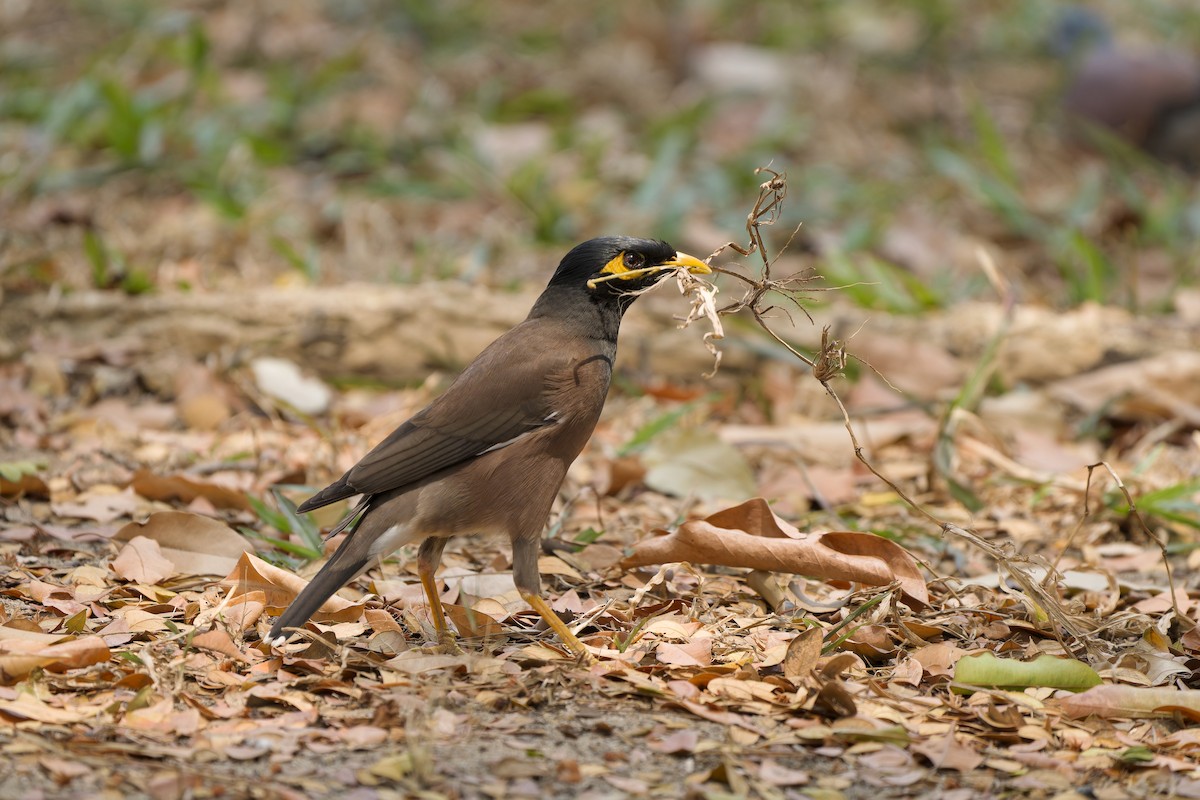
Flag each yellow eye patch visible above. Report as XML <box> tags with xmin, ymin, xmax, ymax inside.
<box><xmin>601</xmin><ymin>252</ymin><xmax>635</xmax><ymax>277</ymax></box>
<box><xmin>589</xmin><ymin>250</ymin><xmax>712</xmax><ymax>289</ymax></box>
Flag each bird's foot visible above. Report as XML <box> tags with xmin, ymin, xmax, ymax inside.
<box><xmin>429</xmin><ymin>629</ymin><xmax>463</xmax><ymax>656</ymax></box>
<box><xmin>520</xmin><ymin>591</ymin><xmax>597</xmax><ymax>666</ymax></box>
<box><xmin>570</xmin><ymin>646</ymin><xmax>598</xmax><ymax>667</ymax></box>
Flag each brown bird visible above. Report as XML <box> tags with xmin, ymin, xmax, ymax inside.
<box><xmin>267</xmin><ymin>237</ymin><xmax>710</xmax><ymax>658</ymax></box>
<box><xmin>1054</xmin><ymin>7</ymin><xmax>1200</xmax><ymax>169</ymax></box>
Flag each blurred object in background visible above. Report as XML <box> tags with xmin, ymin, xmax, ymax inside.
<box><xmin>1053</xmin><ymin>6</ymin><xmax>1200</xmax><ymax>169</ymax></box>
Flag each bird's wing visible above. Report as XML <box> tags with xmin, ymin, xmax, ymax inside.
<box><xmin>349</xmin><ymin>391</ymin><xmax>558</xmax><ymax>490</ymax></box>
<box><xmin>298</xmin><ymin>325</ymin><xmax>590</xmax><ymax>511</ymax></box>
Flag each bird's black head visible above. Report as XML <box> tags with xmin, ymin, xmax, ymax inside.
<box><xmin>1049</xmin><ymin>7</ymin><xmax>1113</xmax><ymax>61</ymax></box>
<box><xmin>546</xmin><ymin>236</ymin><xmax>710</xmax><ymax>297</ymax></box>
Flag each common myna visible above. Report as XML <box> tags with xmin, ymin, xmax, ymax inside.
<box><xmin>1053</xmin><ymin>7</ymin><xmax>1200</xmax><ymax>169</ymax></box>
<box><xmin>267</xmin><ymin>237</ymin><xmax>710</xmax><ymax>658</ymax></box>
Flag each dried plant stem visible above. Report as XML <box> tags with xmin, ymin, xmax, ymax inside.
<box><xmin>690</xmin><ymin>167</ymin><xmax>1136</xmax><ymax>661</ymax></box>
<box><xmin>1084</xmin><ymin>462</ymin><xmax>1193</xmax><ymax>627</ymax></box>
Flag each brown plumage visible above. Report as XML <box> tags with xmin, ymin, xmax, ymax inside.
<box><xmin>1054</xmin><ymin>7</ymin><xmax>1200</xmax><ymax>169</ymax></box>
<box><xmin>267</xmin><ymin>237</ymin><xmax>710</xmax><ymax>659</ymax></box>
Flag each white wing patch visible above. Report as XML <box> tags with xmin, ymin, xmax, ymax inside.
<box><xmin>478</xmin><ymin>411</ymin><xmax>562</xmax><ymax>455</ymax></box>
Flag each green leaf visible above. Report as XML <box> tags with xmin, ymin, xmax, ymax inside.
<box><xmin>953</xmin><ymin>652</ymin><xmax>1102</xmax><ymax>693</ymax></box>
<box><xmin>969</xmin><ymin>102</ymin><xmax>1015</xmax><ymax>185</ymax></box>
<box><xmin>367</xmin><ymin>753</ymin><xmax>414</xmax><ymax>782</ymax></box>
<box><xmin>1119</xmin><ymin>480</ymin><xmax>1200</xmax><ymax>530</ymax></box>
<box><xmin>97</xmin><ymin>76</ymin><xmax>143</xmax><ymax>160</ymax></box>
<box><xmin>1120</xmin><ymin>746</ymin><xmax>1155</xmax><ymax>764</ymax></box>
<box><xmin>272</xmin><ymin>488</ymin><xmax>324</xmax><ymax>552</ymax></box>
<box><xmin>246</xmin><ymin>493</ymin><xmax>290</xmax><ymax>532</ymax></box>
<box><xmin>0</xmin><ymin>460</ymin><xmax>44</xmax><ymax>482</ymax></box>
<box><xmin>64</xmin><ymin>610</ymin><xmax>88</xmax><ymax>634</ymax></box>
<box><xmin>242</xmin><ymin>527</ymin><xmax>322</xmax><ymax>560</ymax></box>
<box><xmin>619</xmin><ymin>402</ymin><xmax>697</xmax><ymax>456</ymax></box>
<box><xmin>83</xmin><ymin>229</ymin><xmax>110</xmax><ymax>288</ymax></box>
<box><xmin>120</xmin><ymin>269</ymin><xmax>156</xmax><ymax>295</ymax></box>
<box><xmin>572</xmin><ymin>527</ymin><xmax>604</xmax><ymax>546</ymax></box>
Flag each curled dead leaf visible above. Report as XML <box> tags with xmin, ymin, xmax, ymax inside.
<box><xmin>0</xmin><ymin>693</ymin><xmax>109</xmax><ymax>724</ymax></box>
<box><xmin>0</xmin><ymin>634</ymin><xmax>111</xmax><ymax>684</ymax></box>
<box><xmin>0</xmin><ymin>472</ymin><xmax>49</xmax><ymax>499</ymax></box>
<box><xmin>622</xmin><ymin>498</ymin><xmax>928</xmax><ymax>606</ymax></box>
<box><xmin>812</xmin><ymin>680</ymin><xmax>857</xmax><ymax>718</ymax></box>
<box><xmin>782</xmin><ymin>627</ymin><xmax>823</xmax><ymax>679</ymax></box>
<box><xmin>646</xmin><ymin>728</ymin><xmax>700</xmax><ymax>754</ymax></box>
<box><xmin>842</xmin><ymin>624</ymin><xmax>898</xmax><ymax>663</ymax></box>
<box><xmin>191</xmin><ymin>628</ymin><xmax>255</xmax><ymax>663</ymax></box>
<box><xmin>819</xmin><ymin>652</ymin><xmax>863</xmax><ymax>679</ymax></box>
<box><xmin>656</xmin><ymin>637</ymin><xmax>714</xmax><ymax>667</ymax></box>
<box><xmin>115</xmin><ymin>511</ymin><xmax>253</xmax><ymax>577</ymax></box>
<box><xmin>1057</xmin><ymin>685</ymin><xmax>1200</xmax><ymax>720</ymax></box>
<box><xmin>111</xmin><ymin>535</ymin><xmax>177</xmax><ymax>584</ymax></box>
<box><xmin>603</xmin><ymin>456</ymin><xmax>647</xmax><ymax>495</ymax></box>
<box><xmin>443</xmin><ymin>603</ymin><xmax>505</xmax><ymax>640</ymax></box>
<box><xmin>911</xmin><ymin>734</ymin><xmax>984</xmax><ymax>772</ymax></box>
<box><xmin>130</xmin><ymin>469</ymin><xmax>252</xmax><ymax>511</ymax></box>
<box><xmin>222</xmin><ymin>551</ymin><xmax>364</xmax><ymax>623</ymax></box>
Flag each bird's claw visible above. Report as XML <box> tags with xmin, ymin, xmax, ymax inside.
<box><xmin>432</xmin><ymin>630</ymin><xmax>463</xmax><ymax>655</ymax></box>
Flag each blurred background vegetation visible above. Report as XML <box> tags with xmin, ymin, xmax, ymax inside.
<box><xmin>2</xmin><ymin>0</ymin><xmax>1198</xmax><ymax>311</ymax></box>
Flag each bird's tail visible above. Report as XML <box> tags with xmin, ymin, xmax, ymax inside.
<box><xmin>266</xmin><ymin>540</ymin><xmax>370</xmax><ymax>646</ymax></box>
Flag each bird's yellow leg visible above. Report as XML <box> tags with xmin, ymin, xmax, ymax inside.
<box><xmin>521</xmin><ymin>590</ymin><xmax>596</xmax><ymax>665</ymax></box>
<box><xmin>418</xmin><ymin>565</ymin><xmax>460</xmax><ymax>654</ymax></box>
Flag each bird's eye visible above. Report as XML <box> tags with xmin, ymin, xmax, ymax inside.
<box><xmin>622</xmin><ymin>251</ymin><xmax>646</xmax><ymax>269</ymax></box>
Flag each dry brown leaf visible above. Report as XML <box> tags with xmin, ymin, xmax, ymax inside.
<box><xmin>191</xmin><ymin>628</ymin><xmax>254</xmax><ymax>663</ymax></box>
<box><xmin>911</xmin><ymin>734</ymin><xmax>984</xmax><ymax>772</ymax></box>
<box><xmin>0</xmin><ymin>525</ymin><xmax>37</xmax><ymax>541</ymax></box>
<box><xmin>0</xmin><ymin>692</ymin><xmax>109</xmax><ymax>724</ymax></box>
<box><xmin>910</xmin><ymin>643</ymin><xmax>966</xmax><ymax>676</ymax></box>
<box><xmin>207</xmin><ymin>594</ymin><xmax>265</xmax><ymax>632</ymax></box>
<box><xmin>708</xmin><ymin>677</ymin><xmax>781</xmax><ymax>703</ymax></box>
<box><xmin>0</xmin><ymin>635</ymin><xmax>111</xmax><ymax>684</ymax></box>
<box><xmin>890</xmin><ymin>657</ymin><xmax>924</xmax><ymax>687</ymax></box>
<box><xmin>337</xmin><ymin>725</ymin><xmax>390</xmax><ymax>749</ymax></box>
<box><xmin>812</xmin><ymin>680</ymin><xmax>857</xmax><ymax>718</ymax></box>
<box><xmin>130</xmin><ymin>469</ymin><xmax>252</xmax><ymax>511</ymax></box>
<box><xmin>111</xmin><ymin>535</ymin><xmax>178</xmax><ymax>584</ymax></box>
<box><xmin>0</xmin><ymin>472</ymin><xmax>49</xmax><ymax>499</ymax></box>
<box><xmin>1057</xmin><ymin>685</ymin><xmax>1200</xmax><ymax>720</ymax></box>
<box><xmin>758</xmin><ymin>759</ymin><xmax>810</xmax><ymax>787</ymax></box>
<box><xmin>123</xmin><ymin>700</ymin><xmax>205</xmax><ymax>735</ymax></box>
<box><xmin>783</xmin><ymin>627</ymin><xmax>823</xmax><ymax>679</ymax></box>
<box><xmin>0</xmin><ymin>626</ymin><xmax>63</xmax><ymax>645</ymax></box>
<box><xmin>23</xmin><ymin>580</ymin><xmax>72</xmax><ymax>605</ymax></box>
<box><xmin>115</xmin><ymin>511</ymin><xmax>253</xmax><ymax>577</ymax></box>
<box><xmin>819</xmin><ymin>653</ymin><xmax>863</xmax><ymax>679</ymax></box>
<box><xmin>174</xmin><ymin>362</ymin><xmax>233</xmax><ymax>430</ymax></box>
<box><xmin>363</xmin><ymin>607</ymin><xmax>405</xmax><ymax>635</ymax></box>
<box><xmin>51</xmin><ymin>486</ymin><xmax>141</xmax><ymax>522</ymax></box>
<box><xmin>646</xmin><ymin>728</ymin><xmax>700</xmax><ymax>754</ymax></box>
<box><xmin>222</xmin><ymin>551</ymin><xmax>364</xmax><ymax>622</ymax></box>
<box><xmin>1048</xmin><ymin>350</ymin><xmax>1200</xmax><ymax>425</ymax></box>
<box><xmin>114</xmin><ymin>607</ymin><xmax>171</xmax><ymax>634</ymax></box>
<box><xmin>656</xmin><ymin>637</ymin><xmax>713</xmax><ymax>667</ymax></box>
<box><xmin>602</xmin><ymin>456</ymin><xmax>647</xmax><ymax>495</ymax></box>
<box><xmin>850</xmin><ymin>331</ymin><xmax>965</xmax><ymax>398</ymax></box>
<box><xmin>443</xmin><ymin>603</ymin><xmax>505</xmax><ymax>639</ymax></box>
<box><xmin>622</xmin><ymin>498</ymin><xmax>928</xmax><ymax>606</ymax></box>
<box><xmin>843</xmin><ymin>624</ymin><xmax>898</xmax><ymax>662</ymax></box>
<box><xmin>384</xmin><ymin>651</ymin><xmax>469</xmax><ymax>675</ymax></box>
<box><xmin>39</xmin><ymin>756</ymin><xmax>90</xmax><ymax>782</ymax></box>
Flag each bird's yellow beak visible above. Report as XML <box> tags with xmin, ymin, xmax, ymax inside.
<box><xmin>592</xmin><ymin>249</ymin><xmax>713</xmax><ymax>288</ymax></box>
<box><xmin>662</xmin><ymin>252</ymin><xmax>712</xmax><ymax>274</ymax></box>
